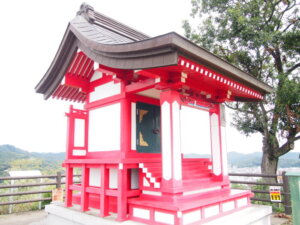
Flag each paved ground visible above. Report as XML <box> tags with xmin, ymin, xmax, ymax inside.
<box><xmin>0</xmin><ymin>210</ymin><xmax>47</xmax><ymax>225</ymax></box>
<box><xmin>0</xmin><ymin>210</ymin><xmax>291</xmax><ymax>225</ymax></box>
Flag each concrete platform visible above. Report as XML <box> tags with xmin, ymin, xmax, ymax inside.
<box><xmin>45</xmin><ymin>202</ymin><xmax>273</xmax><ymax>225</ymax></box>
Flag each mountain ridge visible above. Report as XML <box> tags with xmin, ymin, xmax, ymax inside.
<box><xmin>1</xmin><ymin>145</ymin><xmax>299</xmax><ymax>175</ymax></box>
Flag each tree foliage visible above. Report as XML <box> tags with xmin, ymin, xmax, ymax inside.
<box><xmin>183</xmin><ymin>0</ymin><xmax>300</xmax><ymax>174</ymax></box>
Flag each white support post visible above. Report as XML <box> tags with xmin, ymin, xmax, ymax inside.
<box><xmin>210</xmin><ymin>107</ymin><xmax>222</xmax><ymax>177</ymax></box>
<box><xmin>160</xmin><ymin>90</ymin><xmax>182</xmax><ymax>190</ymax></box>
<box><xmin>220</xmin><ymin>104</ymin><xmax>228</xmax><ymax>176</ymax></box>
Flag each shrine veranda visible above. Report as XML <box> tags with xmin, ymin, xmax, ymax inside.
<box><xmin>36</xmin><ymin>3</ymin><xmax>273</xmax><ymax>225</ymax></box>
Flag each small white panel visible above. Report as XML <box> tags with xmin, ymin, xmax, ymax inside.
<box><xmin>143</xmin><ymin>177</ymin><xmax>150</xmax><ymax>187</ymax></box>
<box><xmin>131</xmin><ymin>103</ymin><xmax>137</xmax><ymax>150</ymax></box>
<box><xmin>109</xmin><ymin>168</ymin><xmax>118</xmax><ymax>189</ymax></box>
<box><xmin>133</xmin><ymin>208</ymin><xmax>150</xmax><ymax>220</ymax></box>
<box><xmin>74</xmin><ymin>119</ymin><xmax>85</xmax><ymax>147</ymax></box>
<box><xmin>88</xmin><ymin>103</ymin><xmax>121</xmax><ymax>152</ymax></box>
<box><xmin>90</xmin><ymin>71</ymin><xmax>103</xmax><ymax>82</ymax></box>
<box><xmin>161</xmin><ymin>102</ymin><xmax>172</xmax><ymax>180</ymax></box>
<box><xmin>183</xmin><ymin>210</ymin><xmax>201</xmax><ymax>224</ymax></box>
<box><xmin>222</xmin><ymin>201</ymin><xmax>235</xmax><ymax>212</ymax></box>
<box><xmin>142</xmin><ymin>191</ymin><xmax>162</xmax><ymax>196</ymax></box>
<box><xmin>172</xmin><ymin>101</ymin><xmax>182</xmax><ymax>180</ymax></box>
<box><xmin>89</xmin><ymin>168</ymin><xmax>101</xmax><ymax>187</ymax></box>
<box><xmin>154</xmin><ymin>211</ymin><xmax>174</xmax><ymax>224</ymax></box>
<box><xmin>210</xmin><ymin>113</ymin><xmax>221</xmax><ymax>176</ymax></box>
<box><xmin>89</xmin><ymin>81</ymin><xmax>121</xmax><ymax>102</ymax></box>
<box><xmin>154</xmin><ymin>182</ymin><xmax>160</xmax><ymax>188</ymax></box>
<box><xmin>237</xmin><ymin>198</ymin><xmax>248</xmax><ymax>207</ymax></box>
<box><xmin>131</xmin><ymin>169</ymin><xmax>139</xmax><ymax>189</ymax></box>
<box><xmin>72</xmin><ymin>150</ymin><xmax>86</xmax><ymax>156</ymax></box>
<box><xmin>204</xmin><ymin>205</ymin><xmax>220</xmax><ymax>218</ymax></box>
<box><xmin>138</xmin><ymin>88</ymin><xmax>161</xmax><ymax>99</ymax></box>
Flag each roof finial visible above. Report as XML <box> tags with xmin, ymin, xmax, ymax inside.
<box><xmin>77</xmin><ymin>3</ymin><xmax>95</xmax><ymax>23</ymax></box>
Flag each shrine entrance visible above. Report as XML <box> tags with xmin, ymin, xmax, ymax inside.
<box><xmin>136</xmin><ymin>102</ymin><xmax>161</xmax><ymax>153</ymax></box>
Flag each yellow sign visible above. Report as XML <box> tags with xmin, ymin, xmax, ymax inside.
<box><xmin>269</xmin><ymin>186</ymin><xmax>281</xmax><ymax>202</ymax></box>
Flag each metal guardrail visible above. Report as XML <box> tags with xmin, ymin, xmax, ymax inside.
<box><xmin>0</xmin><ymin>173</ymin><xmax>81</xmax><ymax>207</ymax></box>
<box><xmin>229</xmin><ymin>171</ymin><xmax>291</xmax><ymax>215</ymax></box>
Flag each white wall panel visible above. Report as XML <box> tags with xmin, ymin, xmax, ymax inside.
<box><xmin>88</xmin><ymin>103</ymin><xmax>120</xmax><ymax>152</ymax></box>
<box><xmin>204</xmin><ymin>204</ymin><xmax>220</xmax><ymax>218</ymax></box>
<box><xmin>109</xmin><ymin>168</ymin><xmax>118</xmax><ymax>189</ymax></box>
<box><xmin>89</xmin><ymin>168</ymin><xmax>101</xmax><ymax>187</ymax></box>
<box><xmin>131</xmin><ymin>168</ymin><xmax>139</xmax><ymax>189</ymax></box>
<box><xmin>161</xmin><ymin>102</ymin><xmax>172</xmax><ymax>180</ymax></box>
<box><xmin>172</xmin><ymin>101</ymin><xmax>182</xmax><ymax>180</ymax></box>
<box><xmin>222</xmin><ymin>201</ymin><xmax>235</xmax><ymax>212</ymax></box>
<box><xmin>90</xmin><ymin>71</ymin><xmax>103</xmax><ymax>82</ymax></box>
<box><xmin>74</xmin><ymin>119</ymin><xmax>85</xmax><ymax>147</ymax></box>
<box><xmin>183</xmin><ymin>210</ymin><xmax>201</xmax><ymax>224</ymax></box>
<box><xmin>131</xmin><ymin>103</ymin><xmax>136</xmax><ymax>150</ymax></box>
<box><xmin>180</xmin><ymin>106</ymin><xmax>211</xmax><ymax>156</ymax></box>
<box><xmin>133</xmin><ymin>208</ymin><xmax>150</xmax><ymax>220</ymax></box>
<box><xmin>154</xmin><ymin>211</ymin><xmax>174</xmax><ymax>224</ymax></box>
<box><xmin>210</xmin><ymin>113</ymin><xmax>221</xmax><ymax>176</ymax></box>
<box><xmin>89</xmin><ymin>81</ymin><xmax>121</xmax><ymax>102</ymax></box>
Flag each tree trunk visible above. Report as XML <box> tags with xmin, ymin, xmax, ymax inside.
<box><xmin>261</xmin><ymin>151</ymin><xmax>278</xmax><ymax>175</ymax></box>
<box><xmin>261</xmin><ymin>137</ymin><xmax>279</xmax><ymax>183</ymax></box>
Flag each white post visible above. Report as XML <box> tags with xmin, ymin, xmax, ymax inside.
<box><xmin>39</xmin><ymin>178</ymin><xmax>43</xmax><ymax>210</ymax></box>
<box><xmin>9</xmin><ymin>180</ymin><xmax>14</xmax><ymax>214</ymax></box>
<box><xmin>210</xmin><ymin>111</ymin><xmax>222</xmax><ymax>177</ymax></box>
<box><xmin>220</xmin><ymin>104</ymin><xmax>228</xmax><ymax>176</ymax></box>
<box><xmin>160</xmin><ymin>90</ymin><xmax>182</xmax><ymax>189</ymax></box>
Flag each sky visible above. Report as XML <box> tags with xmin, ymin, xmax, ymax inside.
<box><xmin>0</xmin><ymin>0</ymin><xmax>298</xmax><ymax>154</ymax></box>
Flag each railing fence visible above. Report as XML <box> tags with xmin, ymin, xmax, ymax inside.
<box><xmin>0</xmin><ymin>172</ymin><xmax>292</xmax><ymax>215</ymax></box>
<box><xmin>229</xmin><ymin>171</ymin><xmax>291</xmax><ymax>215</ymax></box>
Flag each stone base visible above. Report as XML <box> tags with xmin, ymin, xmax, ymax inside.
<box><xmin>45</xmin><ymin>202</ymin><xmax>272</xmax><ymax>225</ymax></box>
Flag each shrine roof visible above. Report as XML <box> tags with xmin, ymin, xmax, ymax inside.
<box><xmin>35</xmin><ymin>3</ymin><xmax>272</xmax><ymax>100</ymax></box>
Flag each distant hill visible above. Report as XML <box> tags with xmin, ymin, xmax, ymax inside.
<box><xmin>0</xmin><ymin>145</ymin><xmax>65</xmax><ymax>176</ymax></box>
<box><xmin>227</xmin><ymin>151</ymin><xmax>300</xmax><ymax>168</ymax></box>
<box><xmin>186</xmin><ymin>151</ymin><xmax>300</xmax><ymax>168</ymax></box>
<box><xmin>1</xmin><ymin>145</ymin><xmax>299</xmax><ymax>176</ymax></box>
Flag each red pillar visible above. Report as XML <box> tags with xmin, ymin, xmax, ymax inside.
<box><xmin>65</xmin><ymin>164</ymin><xmax>73</xmax><ymax>207</ymax></box>
<box><xmin>120</xmin><ymin>98</ymin><xmax>131</xmax><ymax>157</ymax></box>
<box><xmin>80</xmin><ymin>164</ymin><xmax>89</xmax><ymax>211</ymax></box>
<box><xmin>100</xmin><ymin>165</ymin><xmax>109</xmax><ymax>217</ymax></box>
<box><xmin>117</xmin><ymin>165</ymin><xmax>128</xmax><ymax>221</ymax></box>
<box><xmin>66</xmin><ymin>106</ymin><xmax>75</xmax><ymax>160</ymax></box>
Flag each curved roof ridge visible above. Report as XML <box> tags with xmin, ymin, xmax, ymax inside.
<box><xmin>77</xmin><ymin>3</ymin><xmax>149</xmax><ymax>41</ymax></box>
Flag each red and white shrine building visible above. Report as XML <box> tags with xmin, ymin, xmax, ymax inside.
<box><xmin>36</xmin><ymin>4</ymin><xmax>272</xmax><ymax>225</ymax></box>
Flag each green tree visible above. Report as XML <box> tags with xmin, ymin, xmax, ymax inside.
<box><xmin>9</xmin><ymin>158</ymin><xmax>43</xmax><ymax>171</ymax></box>
<box><xmin>183</xmin><ymin>0</ymin><xmax>300</xmax><ymax>176</ymax></box>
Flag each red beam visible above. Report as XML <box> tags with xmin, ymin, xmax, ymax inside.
<box><xmin>125</xmin><ymin>78</ymin><xmax>157</xmax><ymax>94</ymax></box>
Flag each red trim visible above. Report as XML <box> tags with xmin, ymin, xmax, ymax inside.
<box><xmin>120</xmin><ymin>98</ymin><xmax>131</xmax><ymax>156</ymax></box>
<box><xmin>125</xmin><ymin>78</ymin><xmax>157</xmax><ymax>94</ymax></box>
<box><xmin>178</xmin><ymin>56</ymin><xmax>263</xmax><ymax>100</ymax></box>
<box><xmin>80</xmin><ymin>165</ymin><xmax>90</xmax><ymax>211</ymax></box>
<box><xmin>100</xmin><ymin>165</ymin><xmax>109</xmax><ymax>217</ymax></box>
<box><xmin>89</xmin><ymin>75</ymin><xmax>114</xmax><ymax>92</ymax></box>
<box><xmin>85</xmin><ymin>95</ymin><xmax>124</xmax><ymax>110</ymax></box>
<box><xmin>130</xmin><ymin>94</ymin><xmax>160</xmax><ymax>106</ymax></box>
